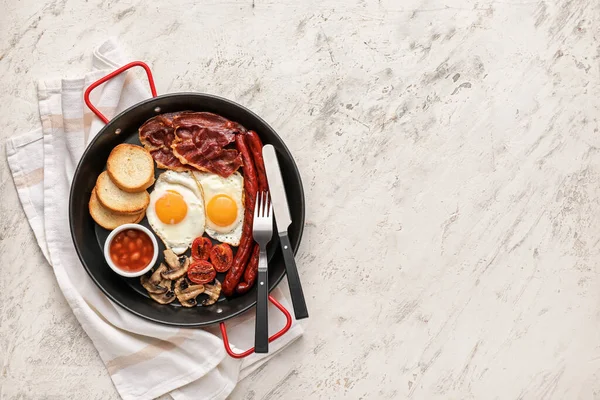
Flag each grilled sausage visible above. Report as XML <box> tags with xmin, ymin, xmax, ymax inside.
<box><xmin>236</xmin><ymin>131</ymin><xmax>267</xmax><ymax>294</ymax></box>
<box><xmin>222</xmin><ymin>134</ymin><xmax>258</xmax><ymax>296</ymax></box>
<box><xmin>246</xmin><ymin>130</ymin><xmax>268</xmax><ymax>191</ymax></box>
<box><xmin>235</xmin><ymin>246</ymin><xmax>260</xmax><ymax>294</ymax></box>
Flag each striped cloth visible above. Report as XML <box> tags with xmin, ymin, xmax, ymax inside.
<box><xmin>6</xmin><ymin>38</ymin><xmax>303</xmax><ymax>400</ymax></box>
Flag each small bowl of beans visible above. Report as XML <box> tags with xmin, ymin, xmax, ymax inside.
<box><xmin>103</xmin><ymin>223</ymin><xmax>159</xmax><ymax>278</ymax></box>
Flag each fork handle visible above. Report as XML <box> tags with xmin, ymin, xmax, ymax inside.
<box><xmin>280</xmin><ymin>233</ymin><xmax>309</xmax><ymax>319</ymax></box>
<box><xmin>255</xmin><ymin>249</ymin><xmax>269</xmax><ymax>353</ymax></box>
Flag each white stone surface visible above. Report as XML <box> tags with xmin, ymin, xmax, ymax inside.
<box><xmin>2</xmin><ymin>0</ymin><xmax>600</xmax><ymax>398</ymax></box>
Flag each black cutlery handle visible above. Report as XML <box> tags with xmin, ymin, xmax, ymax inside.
<box><xmin>255</xmin><ymin>267</ymin><xmax>269</xmax><ymax>353</ymax></box>
<box><xmin>280</xmin><ymin>233</ymin><xmax>309</xmax><ymax>319</ymax></box>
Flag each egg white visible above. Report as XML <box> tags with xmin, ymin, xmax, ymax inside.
<box><xmin>147</xmin><ymin>171</ymin><xmax>205</xmax><ymax>254</ymax></box>
<box><xmin>192</xmin><ymin>171</ymin><xmax>244</xmax><ymax>246</ymax></box>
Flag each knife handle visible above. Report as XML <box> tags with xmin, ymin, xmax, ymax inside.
<box><xmin>280</xmin><ymin>233</ymin><xmax>309</xmax><ymax>319</ymax></box>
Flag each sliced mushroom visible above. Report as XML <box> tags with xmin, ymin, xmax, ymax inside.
<box><xmin>173</xmin><ymin>276</ymin><xmax>204</xmax><ymax>296</ymax></box>
<box><xmin>140</xmin><ymin>264</ymin><xmax>169</xmax><ymax>294</ymax></box>
<box><xmin>174</xmin><ymin>277</ymin><xmax>205</xmax><ymax>308</ymax></box>
<box><xmin>162</xmin><ymin>249</ymin><xmax>190</xmax><ymax>280</ymax></box>
<box><xmin>164</xmin><ymin>249</ymin><xmax>184</xmax><ymax>268</ymax></box>
<box><xmin>149</xmin><ymin>281</ymin><xmax>176</xmax><ymax>304</ymax></box>
<box><xmin>201</xmin><ymin>279</ymin><xmax>221</xmax><ymax>306</ymax></box>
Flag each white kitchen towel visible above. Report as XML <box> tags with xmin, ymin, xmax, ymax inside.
<box><xmin>6</xmin><ymin>38</ymin><xmax>303</xmax><ymax>400</ymax></box>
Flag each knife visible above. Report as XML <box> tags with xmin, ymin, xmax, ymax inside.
<box><xmin>262</xmin><ymin>144</ymin><xmax>309</xmax><ymax>320</ymax></box>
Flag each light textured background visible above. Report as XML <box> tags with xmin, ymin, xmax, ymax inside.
<box><xmin>2</xmin><ymin>0</ymin><xmax>600</xmax><ymax>399</ymax></box>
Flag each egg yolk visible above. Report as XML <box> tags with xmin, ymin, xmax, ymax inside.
<box><xmin>156</xmin><ymin>190</ymin><xmax>188</xmax><ymax>224</ymax></box>
<box><xmin>207</xmin><ymin>194</ymin><xmax>238</xmax><ymax>227</ymax></box>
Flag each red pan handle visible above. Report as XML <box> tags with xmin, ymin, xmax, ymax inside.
<box><xmin>220</xmin><ymin>295</ymin><xmax>293</xmax><ymax>358</ymax></box>
<box><xmin>84</xmin><ymin>61</ymin><xmax>158</xmax><ymax>124</ymax></box>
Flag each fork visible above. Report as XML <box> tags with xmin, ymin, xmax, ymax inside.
<box><xmin>253</xmin><ymin>191</ymin><xmax>273</xmax><ymax>353</ymax></box>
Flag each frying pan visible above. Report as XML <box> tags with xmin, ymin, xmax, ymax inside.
<box><xmin>69</xmin><ymin>62</ymin><xmax>305</xmax><ymax>357</ymax></box>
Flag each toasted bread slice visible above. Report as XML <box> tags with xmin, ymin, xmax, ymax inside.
<box><xmin>95</xmin><ymin>171</ymin><xmax>150</xmax><ymax>214</ymax></box>
<box><xmin>107</xmin><ymin>144</ymin><xmax>155</xmax><ymax>193</ymax></box>
<box><xmin>89</xmin><ymin>190</ymin><xmax>145</xmax><ymax>230</ymax></box>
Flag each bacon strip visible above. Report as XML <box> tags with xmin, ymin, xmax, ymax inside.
<box><xmin>149</xmin><ymin>148</ymin><xmax>189</xmax><ymax>171</ymax></box>
<box><xmin>139</xmin><ymin>113</ymin><xmax>187</xmax><ymax>170</ymax></box>
<box><xmin>139</xmin><ymin>113</ymin><xmax>178</xmax><ymax>150</ymax></box>
<box><xmin>171</xmin><ymin>125</ymin><xmax>242</xmax><ymax>177</ymax></box>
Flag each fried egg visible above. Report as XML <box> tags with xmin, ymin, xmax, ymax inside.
<box><xmin>192</xmin><ymin>171</ymin><xmax>244</xmax><ymax>246</ymax></box>
<box><xmin>146</xmin><ymin>171</ymin><xmax>205</xmax><ymax>254</ymax></box>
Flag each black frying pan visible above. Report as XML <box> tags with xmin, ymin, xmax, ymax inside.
<box><xmin>69</xmin><ymin>68</ymin><xmax>304</xmax><ymax>329</ymax></box>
